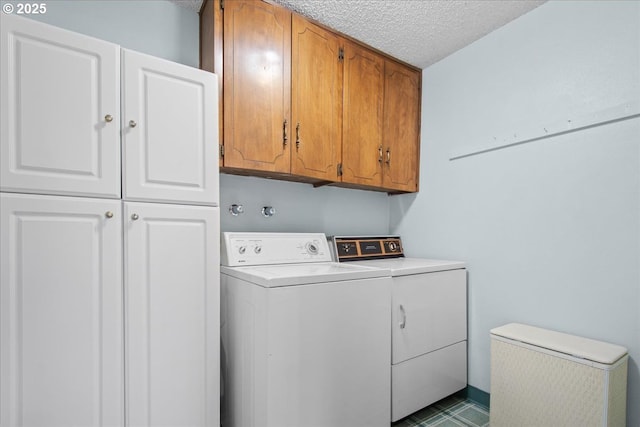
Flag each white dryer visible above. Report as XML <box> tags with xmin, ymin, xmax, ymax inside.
<box><xmin>331</xmin><ymin>236</ymin><xmax>468</xmax><ymax>422</ymax></box>
<box><xmin>220</xmin><ymin>232</ymin><xmax>392</xmax><ymax>427</ymax></box>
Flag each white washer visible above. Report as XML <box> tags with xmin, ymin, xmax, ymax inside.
<box><xmin>220</xmin><ymin>232</ymin><xmax>392</xmax><ymax>427</ymax></box>
<box><xmin>331</xmin><ymin>236</ymin><xmax>468</xmax><ymax>422</ymax></box>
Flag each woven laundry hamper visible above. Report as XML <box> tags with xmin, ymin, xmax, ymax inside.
<box><xmin>490</xmin><ymin>323</ymin><xmax>628</xmax><ymax>427</ymax></box>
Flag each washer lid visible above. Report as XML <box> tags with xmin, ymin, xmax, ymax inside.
<box><xmin>346</xmin><ymin>257</ymin><xmax>465</xmax><ymax>276</ymax></box>
<box><xmin>221</xmin><ymin>262</ymin><xmax>391</xmax><ymax>287</ymax></box>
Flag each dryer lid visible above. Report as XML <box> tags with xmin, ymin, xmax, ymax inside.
<box><xmin>345</xmin><ymin>257</ymin><xmax>466</xmax><ymax>276</ymax></box>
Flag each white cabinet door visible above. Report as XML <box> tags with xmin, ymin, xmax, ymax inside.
<box><xmin>392</xmin><ymin>269</ymin><xmax>467</xmax><ymax>364</ymax></box>
<box><xmin>124</xmin><ymin>202</ymin><xmax>219</xmax><ymax>427</ymax></box>
<box><xmin>0</xmin><ymin>15</ymin><xmax>120</xmax><ymax>198</ymax></box>
<box><xmin>122</xmin><ymin>50</ymin><xmax>219</xmax><ymax>206</ymax></box>
<box><xmin>0</xmin><ymin>193</ymin><xmax>123</xmax><ymax>427</ymax></box>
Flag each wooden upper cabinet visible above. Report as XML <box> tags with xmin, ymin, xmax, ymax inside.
<box><xmin>222</xmin><ymin>0</ymin><xmax>291</xmax><ymax>172</ymax></box>
<box><xmin>200</xmin><ymin>0</ymin><xmax>421</xmax><ymax>193</ymax></box>
<box><xmin>341</xmin><ymin>41</ymin><xmax>385</xmax><ymax>187</ymax></box>
<box><xmin>291</xmin><ymin>15</ymin><xmax>342</xmax><ymax>182</ymax></box>
<box><xmin>383</xmin><ymin>60</ymin><xmax>421</xmax><ymax>193</ymax></box>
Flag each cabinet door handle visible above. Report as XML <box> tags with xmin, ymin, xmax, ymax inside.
<box><xmin>386</xmin><ymin>148</ymin><xmax>391</xmax><ymax>165</ymax></box>
<box><xmin>296</xmin><ymin>123</ymin><xmax>301</xmax><ymax>149</ymax></box>
<box><xmin>378</xmin><ymin>146</ymin><xmax>383</xmax><ymax>163</ymax></box>
<box><xmin>105</xmin><ymin>211</ymin><xmax>114</xmax><ymax>218</ymax></box>
<box><xmin>283</xmin><ymin>119</ymin><xmax>288</xmax><ymax>146</ymax></box>
<box><xmin>129</xmin><ymin>120</ymin><xmax>137</xmax><ymax>128</ymax></box>
<box><xmin>131</xmin><ymin>213</ymin><xmax>139</xmax><ymax>221</ymax></box>
<box><xmin>104</xmin><ymin>114</ymin><xmax>114</xmax><ymax>123</ymax></box>
<box><xmin>399</xmin><ymin>304</ymin><xmax>406</xmax><ymax>329</ymax></box>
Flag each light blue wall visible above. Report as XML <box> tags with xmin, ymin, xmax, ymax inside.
<box><xmin>5</xmin><ymin>0</ymin><xmax>200</xmax><ymax>67</ymax></box>
<box><xmin>390</xmin><ymin>1</ymin><xmax>640</xmax><ymax>424</ymax></box>
<box><xmin>220</xmin><ymin>174</ymin><xmax>389</xmax><ymax>235</ymax></box>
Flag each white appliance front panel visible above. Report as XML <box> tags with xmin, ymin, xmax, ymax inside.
<box><xmin>221</xmin><ymin>275</ymin><xmax>391</xmax><ymax>427</ymax></box>
<box><xmin>392</xmin><ymin>269</ymin><xmax>467</xmax><ymax>364</ymax></box>
<box><xmin>391</xmin><ymin>341</ymin><xmax>467</xmax><ymax>421</ymax></box>
<box><xmin>1</xmin><ymin>14</ymin><xmax>120</xmax><ymax>198</ymax></box>
<box><xmin>221</xmin><ymin>262</ymin><xmax>390</xmax><ymax>287</ymax></box>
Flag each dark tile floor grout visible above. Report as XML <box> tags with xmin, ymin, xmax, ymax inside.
<box><xmin>392</xmin><ymin>395</ymin><xmax>490</xmax><ymax>427</ymax></box>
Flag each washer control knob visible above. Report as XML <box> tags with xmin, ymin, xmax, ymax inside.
<box><xmin>306</xmin><ymin>242</ymin><xmax>319</xmax><ymax>255</ymax></box>
<box><xmin>238</xmin><ymin>246</ymin><xmax>246</xmax><ymax>254</ymax></box>
<box><xmin>254</xmin><ymin>245</ymin><xmax>262</xmax><ymax>254</ymax></box>
<box><xmin>388</xmin><ymin>241</ymin><xmax>398</xmax><ymax>252</ymax></box>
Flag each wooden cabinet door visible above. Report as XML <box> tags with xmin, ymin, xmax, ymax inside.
<box><xmin>0</xmin><ymin>14</ymin><xmax>120</xmax><ymax>198</ymax></box>
<box><xmin>125</xmin><ymin>202</ymin><xmax>220</xmax><ymax>427</ymax></box>
<box><xmin>341</xmin><ymin>41</ymin><xmax>385</xmax><ymax>187</ymax></box>
<box><xmin>223</xmin><ymin>0</ymin><xmax>291</xmax><ymax>172</ymax></box>
<box><xmin>291</xmin><ymin>15</ymin><xmax>342</xmax><ymax>181</ymax></box>
<box><xmin>122</xmin><ymin>49</ymin><xmax>220</xmax><ymax>206</ymax></box>
<box><xmin>0</xmin><ymin>193</ymin><xmax>124</xmax><ymax>427</ymax></box>
<box><xmin>383</xmin><ymin>60</ymin><xmax>421</xmax><ymax>192</ymax></box>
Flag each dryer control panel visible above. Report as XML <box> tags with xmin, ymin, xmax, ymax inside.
<box><xmin>332</xmin><ymin>236</ymin><xmax>404</xmax><ymax>262</ymax></box>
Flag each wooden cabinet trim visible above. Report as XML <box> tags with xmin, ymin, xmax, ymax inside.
<box><xmin>199</xmin><ymin>0</ymin><xmax>224</xmax><ymax>167</ymax></box>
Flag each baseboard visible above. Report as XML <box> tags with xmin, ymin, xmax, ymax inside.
<box><xmin>456</xmin><ymin>385</ymin><xmax>490</xmax><ymax>409</ymax></box>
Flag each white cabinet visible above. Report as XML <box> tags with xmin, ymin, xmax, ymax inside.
<box><xmin>0</xmin><ymin>193</ymin><xmax>124</xmax><ymax>427</ymax></box>
<box><xmin>0</xmin><ymin>195</ymin><xmax>221</xmax><ymax>427</ymax></box>
<box><xmin>1</xmin><ymin>15</ymin><xmax>219</xmax><ymax>206</ymax></box>
<box><xmin>0</xmin><ymin>15</ymin><xmax>121</xmax><ymax>198</ymax></box>
<box><xmin>0</xmin><ymin>14</ymin><xmax>220</xmax><ymax>427</ymax></box>
<box><xmin>125</xmin><ymin>202</ymin><xmax>219</xmax><ymax>426</ymax></box>
<box><xmin>122</xmin><ymin>50</ymin><xmax>219</xmax><ymax>205</ymax></box>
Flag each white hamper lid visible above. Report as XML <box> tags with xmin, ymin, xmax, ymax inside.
<box><xmin>490</xmin><ymin>323</ymin><xmax>628</xmax><ymax>365</ymax></box>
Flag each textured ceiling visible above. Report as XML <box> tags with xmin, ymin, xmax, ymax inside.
<box><xmin>169</xmin><ymin>0</ymin><xmax>546</xmax><ymax>68</ymax></box>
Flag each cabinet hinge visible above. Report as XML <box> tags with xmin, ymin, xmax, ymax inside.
<box><xmin>219</xmin><ymin>0</ymin><xmax>224</xmax><ymax>10</ymax></box>
<box><xmin>338</xmin><ymin>47</ymin><xmax>344</xmax><ymax>62</ymax></box>
<box><xmin>220</xmin><ymin>144</ymin><xmax>225</xmax><ymax>157</ymax></box>
<box><xmin>337</xmin><ymin>163</ymin><xmax>343</xmax><ymax>176</ymax></box>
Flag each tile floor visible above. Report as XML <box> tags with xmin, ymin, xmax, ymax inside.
<box><xmin>392</xmin><ymin>395</ymin><xmax>490</xmax><ymax>427</ymax></box>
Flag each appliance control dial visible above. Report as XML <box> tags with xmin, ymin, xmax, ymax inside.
<box><xmin>306</xmin><ymin>242</ymin><xmax>319</xmax><ymax>255</ymax></box>
<box><xmin>388</xmin><ymin>241</ymin><xmax>398</xmax><ymax>252</ymax></box>
<box><xmin>238</xmin><ymin>246</ymin><xmax>246</xmax><ymax>254</ymax></box>
<box><xmin>254</xmin><ymin>245</ymin><xmax>262</xmax><ymax>254</ymax></box>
